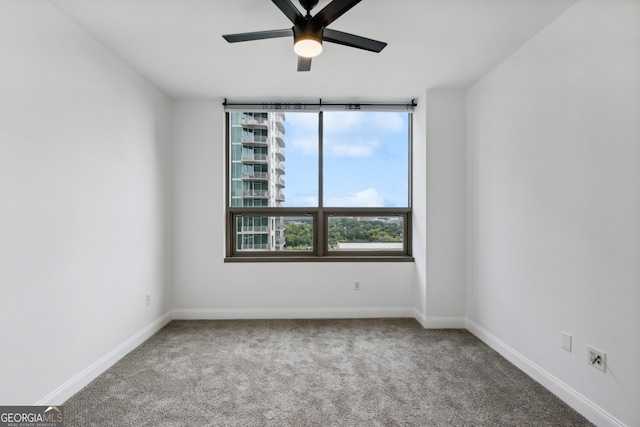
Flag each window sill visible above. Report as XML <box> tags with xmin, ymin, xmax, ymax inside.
<box><xmin>224</xmin><ymin>256</ymin><xmax>415</xmax><ymax>263</ymax></box>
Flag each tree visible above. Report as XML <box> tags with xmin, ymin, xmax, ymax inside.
<box><xmin>284</xmin><ymin>222</ymin><xmax>312</xmax><ymax>249</ymax></box>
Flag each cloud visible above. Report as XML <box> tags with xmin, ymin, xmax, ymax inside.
<box><xmin>326</xmin><ymin>188</ymin><xmax>384</xmax><ymax>207</ymax></box>
<box><xmin>325</xmin><ymin>138</ymin><xmax>380</xmax><ymax>158</ymax></box>
<box><xmin>284</xmin><ymin>111</ymin><xmax>406</xmax><ymax>158</ymax></box>
<box><xmin>369</xmin><ymin>112</ymin><xmax>406</xmax><ymax>133</ymax></box>
<box><xmin>328</xmin><ymin>145</ymin><xmax>374</xmax><ymax>158</ymax></box>
<box><xmin>285</xmin><ymin>111</ymin><xmax>406</xmax><ymax>136</ymax></box>
<box><xmin>283</xmin><ymin>112</ymin><xmax>318</xmax><ymax>133</ymax></box>
<box><xmin>284</xmin><ymin>113</ymin><xmax>318</xmax><ymax>156</ymax></box>
<box><xmin>324</xmin><ymin>112</ymin><xmax>366</xmax><ymax>134</ymax></box>
<box><xmin>284</xmin><ymin>113</ymin><xmax>318</xmax><ymax>129</ymax></box>
<box><xmin>289</xmin><ymin>137</ymin><xmax>318</xmax><ymax>155</ymax></box>
<box><xmin>324</xmin><ymin>111</ymin><xmax>406</xmax><ymax>135</ymax></box>
<box><xmin>285</xmin><ymin>195</ymin><xmax>318</xmax><ymax>207</ymax></box>
<box><xmin>300</xmin><ymin>196</ymin><xmax>318</xmax><ymax>207</ymax></box>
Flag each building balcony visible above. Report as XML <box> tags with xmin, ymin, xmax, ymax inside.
<box><xmin>275</xmin><ymin>120</ymin><xmax>285</xmax><ymax>134</ymax></box>
<box><xmin>275</xmin><ymin>192</ymin><xmax>285</xmax><ymax>201</ymax></box>
<box><xmin>273</xmin><ymin>145</ymin><xmax>285</xmax><ymax>160</ymax></box>
<box><xmin>242</xmin><ymin>190</ymin><xmax>268</xmax><ymax>198</ymax></box>
<box><xmin>240</xmin><ymin>226</ymin><xmax>268</xmax><ymax>233</ymax></box>
<box><xmin>241</xmin><ymin>243</ymin><xmax>269</xmax><ymax>250</ymax></box>
<box><xmin>271</xmin><ymin>128</ymin><xmax>285</xmax><ymax>147</ymax></box>
<box><xmin>240</xmin><ymin>135</ymin><xmax>268</xmax><ymax>145</ymax></box>
<box><xmin>241</xmin><ymin>153</ymin><xmax>268</xmax><ymax>162</ymax></box>
<box><xmin>275</xmin><ymin>162</ymin><xmax>285</xmax><ymax>173</ymax></box>
<box><xmin>242</xmin><ymin>171</ymin><xmax>268</xmax><ymax>180</ymax></box>
<box><xmin>275</xmin><ymin>176</ymin><xmax>285</xmax><ymax>187</ymax></box>
<box><xmin>241</xmin><ymin>117</ymin><xmax>268</xmax><ymax>127</ymax></box>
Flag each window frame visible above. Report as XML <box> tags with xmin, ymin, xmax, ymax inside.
<box><xmin>224</xmin><ymin>106</ymin><xmax>414</xmax><ymax>262</ymax></box>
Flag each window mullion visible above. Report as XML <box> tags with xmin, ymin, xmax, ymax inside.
<box><xmin>317</xmin><ymin>111</ymin><xmax>324</xmax><ymax>256</ymax></box>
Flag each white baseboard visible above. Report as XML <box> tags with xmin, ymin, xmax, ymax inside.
<box><xmin>413</xmin><ymin>310</ymin><xmax>466</xmax><ymax>329</ymax></box>
<box><xmin>35</xmin><ymin>311</ymin><xmax>173</xmax><ymax>406</ymax></box>
<box><xmin>466</xmin><ymin>319</ymin><xmax>625</xmax><ymax>427</ymax></box>
<box><xmin>173</xmin><ymin>307</ymin><xmax>414</xmax><ymax>320</ymax></box>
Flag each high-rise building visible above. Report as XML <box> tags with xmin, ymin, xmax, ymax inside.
<box><xmin>229</xmin><ymin>112</ymin><xmax>286</xmax><ymax>251</ymax></box>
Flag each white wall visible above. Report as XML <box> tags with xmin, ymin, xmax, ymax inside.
<box><xmin>0</xmin><ymin>1</ymin><xmax>173</xmax><ymax>404</ymax></box>
<box><xmin>424</xmin><ymin>89</ymin><xmax>467</xmax><ymax>326</ymax></box>
<box><xmin>467</xmin><ymin>1</ymin><xmax>640</xmax><ymax>425</ymax></box>
<box><xmin>171</xmin><ymin>100</ymin><xmax>414</xmax><ymax>318</ymax></box>
<box><xmin>414</xmin><ymin>89</ymin><xmax>468</xmax><ymax>328</ymax></box>
<box><xmin>412</xmin><ymin>95</ymin><xmax>428</xmax><ymax>321</ymax></box>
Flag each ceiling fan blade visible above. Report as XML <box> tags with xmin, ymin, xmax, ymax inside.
<box><xmin>297</xmin><ymin>56</ymin><xmax>312</xmax><ymax>72</ymax></box>
<box><xmin>272</xmin><ymin>0</ymin><xmax>305</xmax><ymax>25</ymax></box>
<box><xmin>312</xmin><ymin>0</ymin><xmax>361</xmax><ymax>28</ymax></box>
<box><xmin>223</xmin><ymin>29</ymin><xmax>293</xmax><ymax>43</ymax></box>
<box><xmin>323</xmin><ymin>28</ymin><xmax>387</xmax><ymax>53</ymax></box>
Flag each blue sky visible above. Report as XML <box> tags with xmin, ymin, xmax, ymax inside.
<box><xmin>282</xmin><ymin>111</ymin><xmax>409</xmax><ymax>207</ymax></box>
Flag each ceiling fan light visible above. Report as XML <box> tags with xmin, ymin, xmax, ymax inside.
<box><xmin>294</xmin><ymin>37</ymin><xmax>323</xmax><ymax>58</ymax></box>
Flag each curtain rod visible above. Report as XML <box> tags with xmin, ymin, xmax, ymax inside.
<box><xmin>223</xmin><ymin>98</ymin><xmax>416</xmax><ymax>112</ymax></box>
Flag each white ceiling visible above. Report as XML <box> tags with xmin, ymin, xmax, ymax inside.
<box><xmin>51</xmin><ymin>0</ymin><xmax>577</xmax><ymax>101</ymax></box>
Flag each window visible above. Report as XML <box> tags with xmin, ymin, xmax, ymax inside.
<box><xmin>225</xmin><ymin>103</ymin><xmax>414</xmax><ymax>261</ymax></box>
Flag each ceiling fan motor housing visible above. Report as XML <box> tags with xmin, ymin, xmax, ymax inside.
<box><xmin>293</xmin><ymin>21</ymin><xmax>323</xmax><ymax>45</ymax></box>
<box><xmin>293</xmin><ymin>21</ymin><xmax>323</xmax><ymax>57</ymax></box>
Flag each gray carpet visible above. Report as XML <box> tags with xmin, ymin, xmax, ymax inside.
<box><xmin>64</xmin><ymin>319</ymin><xmax>592</xmax><ymax>426</ymax></box>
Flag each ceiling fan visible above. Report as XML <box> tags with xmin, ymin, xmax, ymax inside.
<box><xmin>222</xmin><ymin>0</ymin><xmax>387</xmax><ymax>72</ymax></box>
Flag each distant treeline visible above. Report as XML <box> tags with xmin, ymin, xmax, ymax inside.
<box><xmin>284</xmin><ymin>217</ymin><xmax>402</xmax><ymax>250</ymax></box>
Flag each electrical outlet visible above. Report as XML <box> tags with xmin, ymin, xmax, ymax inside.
<box><xmin>561</xmin><ymin>332</ymin><xmax>572</xmax><ymax>352</ymax></box>
<box><xmin>146</xmin><ymin>293</ymin><xmax>151</xmax><ymax>306</ymax></box>
<box><xmin>354</xmin><ymin>281</ymin><xmax>361</xmax><ymax>291</ymax></box>
<box><xmin>587</xmin><ymin>346</ymin><xmax>605</xmax><ymax>372</ymax></box>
